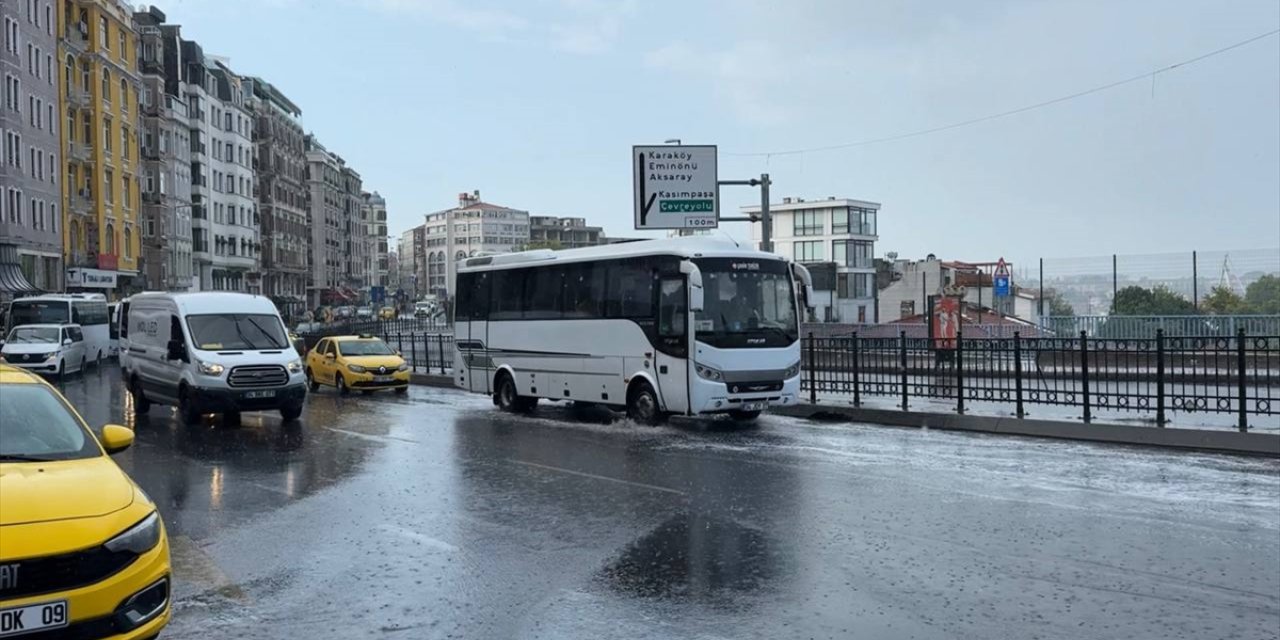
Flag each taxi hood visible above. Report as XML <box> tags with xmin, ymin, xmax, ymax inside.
<box><xmin>0</xmin><ymin>457</ymin><xmax>135</xmax><ymax>526</ymax></box>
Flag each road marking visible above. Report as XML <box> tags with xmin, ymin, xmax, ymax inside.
<box><xmin>376</xmin><ymin>524</ymin><xmax>458</xmax><ymax>553</ymax></box>
<box><xmin>323</xmin><ymin>426</ymin><xmax>420</xmax><ymax>444</ymax></box>
<box><xmin>505</xmin><ymin>459</ymin><xmax>685</xmax><ymax>496</ymax></box>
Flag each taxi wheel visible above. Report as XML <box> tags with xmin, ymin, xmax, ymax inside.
<box><xmin>336</xmin><ymin>374</ymin><xmax>350</xmax><ymax>396</ymax></box>
<box><xmin>306</xmin><ymin>368</ymin><xmax>319</xmax><ymax>392</ymax></box>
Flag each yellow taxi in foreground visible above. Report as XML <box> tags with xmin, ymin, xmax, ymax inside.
<box><xmin>306</xmin><ymin>335</ymin><xmax>410</xmax><ymax>395</ymax></box>
<box><xmin>0</xmin><ymin>365</ymin><xmax>170</xmax><ymax>639</ymax></box>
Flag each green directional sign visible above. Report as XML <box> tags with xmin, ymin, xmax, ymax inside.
<box><xmin>633</xmin><ymin>145</ymin><xmax>719</xmax><ymax>230</ymax></box>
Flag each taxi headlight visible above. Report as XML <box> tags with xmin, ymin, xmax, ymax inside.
<box><xmin>397</xmin><ymin>362</ymin><xmax>410</xmax><ymax>372</ymax></box>
<box><xmin>197</xmin><ymin>360</ymin><xmax>224</xmax><ymax>376</ymax></box>
<box><xmin>347</xmin><ymin>364</ymin><xmax>367</xmax><ymax>373</ymax></box>
<box><xmin>695</xmin><ymin>363</ymin><xmax>724</xmax><ymax>381</ymax></box>
<box><xmin>105</xmin><ymin>512</ymin><xmax>161</xmax><ymax>554</ymax></box>
<box><xmin>783</xmin><ymin>361</ymin><xmax>801</xmax><ymax>379</ymax></box>
<box><xmin>286</xmin><ymin>358</ymin><xmax>303</xmax><ymax>373</ymax></box>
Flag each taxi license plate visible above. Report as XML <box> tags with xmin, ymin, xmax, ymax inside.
<box><xmin>739</xmin><ymin>401</ymin><xmax>766</xmax><ymax>412</ymax></box>
<box><xmin>243</xmin><ymin>389</ymin><xmax>276</xmax><ymax>399</ymax></box>
<box><xmin>0</xmin><ymin>600</ymin><xmax>68</xmax><ymax>637</ymax></box>
<box><xmin>373</xmin><ymin>375</ymin><xmax>394</xmax><ymax>383</ymax></box>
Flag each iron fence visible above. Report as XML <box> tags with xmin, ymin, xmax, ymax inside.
<box><xmin>803</xmin><ymin>329</ymin><xmax>1279</xmax><ymax>431</ymax></box>
<box><xmin>1039</xmin><ymin>315</ymin><xmax>1280</xmax><ymax>339</ymax></box>
<box><xmin>294</xmin><ymin>329</ymin><xmax>454</xmax><ymax>375</ymax></box>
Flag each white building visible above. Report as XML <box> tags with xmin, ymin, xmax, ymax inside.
<box><xmin>879</xmin><ymin>256</ymin><xmax>1040</xmax><ymax>324</ymax></box>
<box><xmin>183</xmin><ymin>44</ymin><xmax>258</xmax><ymax>292</ymax></box>
<box><xmin>748</xmin><ymin>197</ymin><xmax>880</xmax><ymax>323</ymax></box>
<box><xmin>363</xmin><ymin>190</ymin><xmax>388</xmax><ymax>289</ymax></box>
<box><xmin>423</xmin><ymin>190</ymin><xmax>528</xmax><ymax>299</ymax></box>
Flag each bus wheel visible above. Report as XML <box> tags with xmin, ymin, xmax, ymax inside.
<box><xmin>627</xmin><ymin>381</ymin><xmax>665</xmax><ymax>426</ymax></box>
<box><xmin>495</xmin><ymin>372</ymin><xmax>523</xmax><ymax>413</ymax></box>
<box><xmin>728</xmin><ymin>409</ymin><xmax>761</xmax><ymax>422</ymax></box>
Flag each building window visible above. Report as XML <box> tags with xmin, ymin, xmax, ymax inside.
<box><xmin>98</xmin><ymin>16</ymin><xmax>108</xmax><ymax>50</ymax></box>
<box><xmin>793</xmin><ymin>210</ymin><xmax>823</xmax><ymax>236</ymax></box>
<box><xmin>101</xmin><ymin>68</ymin><xmax>110</xmax><ymax>106</ymax></box>
<box><xmin>832</xmin><ymin>208</ymin><xmax>849</xmax><ymax>234</ymax></box>
<box><xmin>102</xmin><ymin>117</ymin><xmax>112</xmax><ymax>154</ymax></box>
<box><xmin>123</xmin><ymin>226</ymin><xmax>132</xmax><ymax>258</ymax></box>
<box><xmin>104</xmin><ymin>169</ymin><xmax>114</xmax><ymax>203</ymax></box>
<box><xmin>852</xmin><ymin>206</ymin><xmax>877</xmax><ymax>235</ymax></box>
<box><xmin>122</xmin><ymin>175</ymin><xmax>130</xmax><ymax>208</ymax></box>
<box><xmin>118</xmin><ymin>31</ymin><xmax>125</xmax><ymax>62</ymax></box>
<box><xmin>793</xmin><ymin>240</ymin><xmax>824</xmax><ymax>263</ymax></box>
<box><xmin>120</xmin><ymin>78</ymin><xmax>128</xmax><ymax>113</ymax></box>
<box><xmin>80</xmin><ymin>60</ymin><xmax>89</xmax><ymax>91</ymax></box>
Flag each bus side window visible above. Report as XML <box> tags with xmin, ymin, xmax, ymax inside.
<box><xmin>491</xmin><ymin>270</ymin><xmax>525</xmax><ymax>321</ymax></box>
<box><xmin>72</xmin><ymin>302</ymin><xmax>84</xmax><ymax>324</ymax></box>
<box><xmin>456</xmin><ymin>273</ymin><xmax>473</xmax><ymax>321</ymax></box>
<box><xmin>564</xmin><ymin>264</ymin><xmax>603</xmax><ymax>318</ymax></box>
<box><xmin>606</xmin><ymin>262</ymin><xmax>655</xmax><ymax>319</ymax></box>
<box><xmin>471</xmin><ymin>272</ymin><xmax>490</xmax><ymax>320</ymax></box>
<box><xmin>658</xmin><ymin>278</ymin><xmax>687</xmax><ymax>337</ymax></box>
<box><xmin>523</xmin><ymin>267</ymin><xmax>564</xmax><ymax>320</ymax></box>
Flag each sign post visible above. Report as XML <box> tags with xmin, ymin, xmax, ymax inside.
<box><xmin>633</xmin><ymin>145</ymin><xmax>719</xmax><ymax>230</ymax></box>
<box><xmin>993</xmin><ymin>258</ymin><xmax>1011</xmax><ymax>298</ymax></box>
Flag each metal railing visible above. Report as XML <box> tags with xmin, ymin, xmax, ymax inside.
<box><xmin>803</xmin><ymin>329</ymin><xmax>1279</xmax><ymax>431</ymax></box>
<box><xmin>1040</xmin><ymin>315</ymin><xmax>1280</xmax><ymax>338</ymax></box>
<box><xmin>295</xmin><ymin>328</ymin><xmax>453</xmax><ymax>375</ymax></box>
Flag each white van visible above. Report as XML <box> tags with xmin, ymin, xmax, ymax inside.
<box><xmin>123</xmin><ymin>292</ymin><xmax>307</xmax><ymax>423</ymax></box>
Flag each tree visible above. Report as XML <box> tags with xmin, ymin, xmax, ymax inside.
<box><xmin>1110</xmin><ymin>285</ymin><xmax>1196</xmax><ymax>316</ymax></box>
<box><xmin>1042</xmin><ymin>288</ymin><xmax>1074</xmax><ymax>316</ymax></box>
<box><xmin>1245</xmin><ymin>274</ymin><xmax>1280</xmax><ymax>315</ymax></box>
<box><xmin>1200</xmin><ymin>286</ymin><xmax>1248</xmax><ymax>315</ymax></box>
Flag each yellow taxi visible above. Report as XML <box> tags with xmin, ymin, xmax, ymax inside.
<box><xmin>378</xmin><ymin>306</ymin><xmax>397</xmax><ymax>321</ymax></box>
<box><xmin>305</xmin><ymin>335</ymin><xmax>410</xmax><ymax>395</ymax></box>
<box><xmin>0</xmin><ymin>365</ymin><xmax>170</xmax><ymax>639</ymax></box>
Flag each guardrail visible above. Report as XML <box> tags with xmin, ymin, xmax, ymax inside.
<box><xmin>295</xmin><ymin>328</ymin><xmax>453</xmax><ymax>375</ymax></box>
<box><xmin>1039</xmin><ymin>315</ymin><xmax>1280</xmax><ymax>338</ymax></box>
<box><xmin>803</xmin><ymin>329</ymin><xmax>1278</xmax><ymax>431</ymax></box>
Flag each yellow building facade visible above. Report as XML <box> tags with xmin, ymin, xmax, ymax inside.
<box><xmin>58</xmin><ymin>0</ymin><xmax>140</xmax><ymax>294</ymax></box>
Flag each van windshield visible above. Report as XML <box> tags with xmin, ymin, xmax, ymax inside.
<box><xmin>187</xmin><ymin>314</ymin><xmax>288</xmax><ymax>351</ymax></box>
<box><xmin>6</xmin><ymin>326</ymin><xmax>60</xmax><ymax>344</ymax></box>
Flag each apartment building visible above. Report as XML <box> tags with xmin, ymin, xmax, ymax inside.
<box><xmin>362</xmin><ymin>190</ymin><xmax>388</xmax><ymax>288</ymax></box>
<box><xmin>133</xmin><ymin>7</ymin><xmax>192</xmax><ymax>291</ymax></box>
<box><xmin>179</xmin><ymin>38</ymin><xmax>258</xmax><ymax>291</ymax></box>
<box><xmin>305</xmin><ymin>134</ymin><xmax>365</xmax><ymax>306</ymax></box>
<box><xmin>339</xmin><ymin>162</ymin><xmax>364</xmax><ymax>294</ymax></box>
<box><xmin>1</xmin><ymin>0</ymin><xmax>61</xmax><ymax>293</ymax></box>
<box><xmin>398</xmin><ymin>223</ymin><xmax>424</xmax><ymax>298</ymax></box>
<box><xmin>58</xmin><ymin>0</ymin><xmax>141</xmax><ymax>297</ymax></box>
<box><xmin>747</xmin><ymin>197</ymin><xmax>880</xmax><ymax>323</ymax></box>
<box><xmin>528</xmin><ymin>215</ymin><xmax>601</xmax><ymax>249</ymax></box>
<box><xmin>245</xmin><ymin>74</ymin><xmax>306</xmax><ymax>310</ymax></box>
<box><xmin>423</xmin><ymin>190</ymin><xmax>528</xmax><ymax>299</ymax></box>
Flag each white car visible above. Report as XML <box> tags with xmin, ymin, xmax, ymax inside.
<box><xmin>356</xmin><ymin>307</ymin><xmax>373</xmax><ymax>319</ymax></box>
<box><xmin>0</xmin><ymin>324</ymin><xmax>89</xmax><ymax>376</ymax></box>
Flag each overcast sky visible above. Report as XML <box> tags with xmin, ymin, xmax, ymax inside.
<box><xmin>163</xmin><ymin>0</ymin><xmax>1279</xmax><ymax>266</ymax></box>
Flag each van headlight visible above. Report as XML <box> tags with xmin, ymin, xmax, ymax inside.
<box><xmin>198</xmin><ymin>360</ymin><xmax>224</xmax><ymax>376</ymax></box>
<box><xmin>105</xmin><ymin>512</ymin><xmax>161</xmax><ymax>554</ymax></box>
<box><xmin>783</xmin><ymin>361</ymin><xmax>801</xmax><ymax>378</ymax></box>
<box><xmin>287</xmin><ymin>359</ymin><xmax>303</xmax><ymax>374</ymax></box>
<box><xmin>45</xmin><ymin>351</ymin><xmax>59</xmax><ymax>362</ymax></box>
<box><xmin>347</xmin><ymin>364</ymin><xmax>367</xmax><ymax>373</ymax></box>
<box><xmin>695</xmin><ymin>363</ymin><xmax>724</xmax><ymax>382</ymax></box>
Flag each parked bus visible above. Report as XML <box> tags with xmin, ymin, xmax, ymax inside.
<box><xmin>6</xmin><ymin>294</ymin><xmax>112</xmax><ymax>366</ymax></box>
<box><xmin>453</xmin><ymin>238</ymin><xmax>813</xmax><ymax>424</ymax></box>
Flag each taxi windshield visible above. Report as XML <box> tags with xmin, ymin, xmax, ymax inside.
<box><xmin>0</xmin><ymin>384</ymin><xmax>98</xmax><ymax>462</ymax></box>
<box><xmin>338</xmin><ymin>340</ymin><xmax>395</xmax><ymax>356</ymax></box>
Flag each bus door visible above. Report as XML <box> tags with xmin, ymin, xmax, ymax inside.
<box><xmin>459</xmin><ymin>271</ymin><xmax>491</xmax><ymax>394</ymax></box>
<box><xmin>655</xmin><ymin>276</ymin><xmax>690</xmax><ymax>415</ymax></box>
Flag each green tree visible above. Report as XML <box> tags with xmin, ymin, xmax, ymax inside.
<box><xmin>1200</xmin><ymin>286</ymin><xmax>1248</xmax><ymax>314</ymax></box>
<box><xmin>1110</xmin><ymin>285</ymin><xmax>1196</xmax><ymax>316</ymax></box>
<box><xmin>515</xmin><ymin>239</ymin><xmax>563</xmax><ymax>251</ymax></box>
<box><xmin>1244</xmin><ymin>274</ymin><xmax>1280</xmax><ymax>314</ymax></box>
<box><xmin>1042</xmin><ymin>288</ymin><xmax>1074</xmax><ymax>316</ymax></box>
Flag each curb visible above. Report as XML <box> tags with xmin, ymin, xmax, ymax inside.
<box><xmin>410</xmin><ymin>372</ymin><xmax>456</xmax><ymax>389</ymax></box>
<box><xmin>774</xmin><ymin>404</ymin><xmax>1280</xmax><ymax>457</ymax></box>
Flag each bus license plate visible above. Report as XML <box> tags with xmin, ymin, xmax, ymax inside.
<box><xmin>0</xmin><ymin>600</ymin><xmax>68</xmax><ymax>637</ymax></box>
<box><xmin>740</xmin><ymin>401</ymin><xmax>766</xmax><ymax>412</ymax></box>
<box><xmin>243</xmin><ymin>390</ymin><xmax>276</xmax><ymax>399</ymax></box>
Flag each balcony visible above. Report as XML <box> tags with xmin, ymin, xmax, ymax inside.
<box><xmin>70</xmin><ymin>191</ymin><xmax>94</xmax><ymax>215</ymax></box>
<box><xmin>66</xmin><ymin>87</ymin><xmax>91</xmax><ymax>110</ymax></box>
<box><xmin>63</xmin><ymin>23</ymin><xmax>89</xmax><ymax>51</ymax></box>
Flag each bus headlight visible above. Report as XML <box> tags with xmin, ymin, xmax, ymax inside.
<box><xmin>198</xmin><ymin>360</ymin><xmax>224</xmax><ymax>376</ymax></box>
<box><xmin>783</xmin><ymin>361</ymin><xmax>801</xmax><ymax>379</ymax></box>
<box><xmin>695</xmin><ymin>363</ymin><xmax>724</xmax><ymax>382</ymax></box>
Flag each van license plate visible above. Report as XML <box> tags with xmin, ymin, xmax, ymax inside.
<box><xmin>243</xmin><ymin>390</ymin><xmax>276</xmax><ymax>399</ymax></box>
<box><xmin>0</xmin><ymin>600</ymin><xmax>68</xmax><ymax>637</ymax></box>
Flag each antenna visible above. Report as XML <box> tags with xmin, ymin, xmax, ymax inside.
<box><xmin>717</xmin><ymin>229</ymin><xmax>740</xmax><ymax>248</ymax></box>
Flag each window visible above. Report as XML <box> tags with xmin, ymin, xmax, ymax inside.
<box><xmin>658</xmin><ymin>277</ymin><xmax>687</xmax><ymax>339</ymax></box>
<box><xmin>104</xmin><ymin>169</ymin><xmax>114</xmax><ymax>203</ymax></box>
<box><xmin>64</xmin><ymin>54</ymin><xmax>73</xmax><ymax>91</ymax></box>
<box><xmin>121</xmin><ymin>126</ymin><xmax>129</xmax><ymax>160</ymax></box>
<box><xmin>120</xmin><ymin>78</ymin><xmax>128</xmax><ymax>113</ymax></box>
<box><xmin>605</xmin><ymin>261</ymin><xmax>655</xmax><ymax>318</ymax></box>
<box><xmin>122</xmin><ymin>175</ymin><xmax>130</xmax><ymax>208</ymax></box>
<box><xmin>123</xmin><ymin>226</ymin><xmax>132</xmax><ymax>258</ymax></box>
<box><xmin>104</xmin><ymin>222</ymin><xmax>115</xmax><ymax>254</ymax></box>
<box><xmin>44</xmin><ymin>5</ymin><xmax>51</xmax><ymax>35</ymax></box>
<box><xmin>103</xmin><ymin>117</ymin><xmax>112</xmax><ymax>153</ymax></box>
<box><xmin>522</xmin><ymin>267</ymin><xmax>564</xmax><ymax>320</ymax></box>
<box><xmin>832</xmin><ymin>208</ymin><xmax>849</xmax><ymax>234</ymax></box>
<box><xmin>80</xmin><ymin>60</ymin><xmax>89</xmax><ymax>91</ymax></box>
<box><xmin>852</xmin><ymin>206</ymin><xmax>877</xmax><ymax>235</ymax></box>
<box><xmin>118</xmin><ymin>31</ymin><xmax>125</xmax><ymax>61</ymax></box>
<box><xmin>98</xmin><ymin>16</ymin><xmax>108</xmax><ymax>49</ymax></box>
<box><xmin>794</xmin><ymin>241</ymin><xmax>824</xmax><ymax>263</ymax></box>
<box><xmin>794</xmin><ymin>210</ymin><xmax>823</xmax><ymax>236</ymax></box>
<box><xmin>834</xmin><ymin>240</ymin><xmax>873</xmax><ymax>267</ymax></box>
<box><xmin>490</xmin><ymin>269</ymin><xmax>525</xmax><ymax>320</ymax></box>
<box><xmin>44</xmin><ymin>53</ymin><xmax>50</xmax><ymax>85</ymax></box>
<box><xmin>101</xmin><ymin>68</ymin><xmax>110</xmax><ymax>104</ymax></box>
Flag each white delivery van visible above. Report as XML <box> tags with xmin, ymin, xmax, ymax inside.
<box><xmin>123</xmin><ymin>292</ymin><xmax>307</xmax><ymax>423</ymax></box>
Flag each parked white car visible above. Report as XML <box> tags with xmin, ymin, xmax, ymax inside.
<box><xmin>0</xmin><ymin>324</ymin><xmax>89</xmax><ymax>376</ymax></box>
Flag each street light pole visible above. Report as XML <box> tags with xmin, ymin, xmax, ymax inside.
<box><xmin>718</xmin><ymin>173</ymin><xmax>772</xmax><ymax>253</ymax></box>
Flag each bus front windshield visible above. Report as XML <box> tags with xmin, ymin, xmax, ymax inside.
<box><xmin>693</xmin><ymin>258</ymin><xmax>798</xmax><ymax>348</ymax></box>
<box><xmin>9</xmin><ymin>301</ymin><xmax>70</xmax><ymax>326</ymax></box>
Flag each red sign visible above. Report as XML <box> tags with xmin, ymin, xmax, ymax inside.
<box><xmin>994</xmin><ymin>257</ymin><xmax>1010</xmax><ymax>277</ymax></box>
<box><xmin>933</xmin><ymin>297</ymin><xmax>960</xmax><ymax>349</ymax></box>
<box><xmin>97</xmin><ymin>253</ymin><xmax>118</xmax><ymax>271</ymax></box>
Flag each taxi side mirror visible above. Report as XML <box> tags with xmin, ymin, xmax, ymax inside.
<box><xmin>101</xmin><ymin>424</ymin><xmax>135</xmax><ymax>454</ymax></box>
<box><xmin>325</xmin><ymin>353</ymin><xmax>336</xmax><ymax>361</ymax></box>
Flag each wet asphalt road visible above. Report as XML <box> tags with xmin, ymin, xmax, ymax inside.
<box><xmin>53</xmin><ymin>366</ymin><xmax>1280</xmax><ymax>640</ymax></box>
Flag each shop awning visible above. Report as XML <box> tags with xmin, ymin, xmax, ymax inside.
<box><xmin>0</xmin><ymin>263</ymin><xmax>39</xmax><ymax>294</ymax></box>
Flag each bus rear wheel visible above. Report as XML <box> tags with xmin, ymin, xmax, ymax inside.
<box><xmin>627</xmin><ymin>381</ymin><xmax>665</xmax><ymax>426</ymax></box>
<box><xmin>495</xmin><ymin>372</ymin><xmax>534</xmax><ymax>413</ymax></box>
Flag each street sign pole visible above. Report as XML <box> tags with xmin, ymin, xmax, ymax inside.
<box><xmin>717</xmin><ymin>173</ymin><xmax>772</xmax><ymax>252</ymax></box>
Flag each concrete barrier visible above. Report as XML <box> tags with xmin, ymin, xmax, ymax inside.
<box><xmin>774</xmin><ymin>404</ymin><xmax>1280</xmax><ymax>457</ymax></box>
<box><xmin>410</xmin><ymin>372</ymin><xmax>456</xmax><ymax>389</ymax></box>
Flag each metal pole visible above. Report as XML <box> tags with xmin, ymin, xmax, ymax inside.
<box><xmin>955</xmin><ymin>328</ymin><xmax>965</xmax><ymax>415</ymax></box>
<box><xmin>1038</xmin><ymin>257</ymin><xmax>1044</xmax><ymax>318</ymax></box>
<box><xmin>760</xmin><ymin>173</ymin><xmax>772</xmax><ymax>253</ymax></box>
<box><xmin>1080</xmin><ymin>331</ymin><xmax>1091</xmax><ymax>424</ymax></box>
<box><xmin>977</xmin><ymin>268</ymin><xmax>982</xmax><ymax>324</ymax></box>
<box><xmin>851</xmin><ymin>332</ymin><xmax>861</xmax><ymax>407</ymax></box>
<box><xmin>807</xmin><ymin>333</ymin><xmax>816</xmax><ymax>405</ymax></box>
<box><xmin>1013</xmin><ymin>331</ymin><xmax>1025</xmax><ymax>419</ymax></box>
<box><xmin>1155</xmin><ymin>329</ymin><xmax>1166</xmax><ymax>427</ymax></box>
<box><xmin>1112</xmin><ymin>254</ymin><xmax>1118</xmax><ymax>304</ymax></box>
<box><xmin>899</xmin><ymin>330</ymin><xmax>909</xmax><ymax>411</ymax></box>
<box><xmin>1192</xmin><ymin>251</ymin><xmax>1198</xmax><ymax>311</ymax></box>
<box><xmin>1237</xmin><ymin>327</ymin><xmax>1248</xmax><ymax>432</ymax></box>
<box><xmin>438</xmin><ymin>334</ymin><xmax>446</xmax><ymax>375</ymax></box>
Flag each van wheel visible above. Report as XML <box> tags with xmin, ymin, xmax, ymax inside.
<box><xmin>179</xmin><ymin>388</ymin><xmax>202</xmax><ymax>425</ymax></box>
<box><xmin>305</xmin><ymin>368</ymin><xmax>319</xmax><ymax>392</ymax></box>
<box><xmin>224</xmin><ymin>411</ymin><xmax>242</xmax><ymax>427</ymax></box>
<box><xmin>131</xmin><ymin>378</ymin><xmax>151</xmax><ymax>413</ymax></box>
<box><xmin>336</xmin><ymin>374</ymin><xmax>350</xmax><ymax>396</ymax></box>
<box><xmin>626</xmin><ymin>381</ymin><xmax>665</xmax><ymax>426</ymax></box>
<box><xmin>280</xmin><ymin>405</ymin><xmax>303</xmax><ymax>422</ymax></box>
<box><xmin>80</xmin><ymin>357</ymin><xmax>87</xmax><ymax>374</ymax></box>
<box><xmin>96</xmin><ymin>350</ymin><xmax>104</xmax><ymax>368</ymax></box>
<box><xmin>55</xmin><ymin>360</ymin><xmax>64</xmax><ymax>382</ymax></box>
<box><xmin>494</xmin><ymin>372</ymin><xmax>534</xmax><ymax>413</ymax></box>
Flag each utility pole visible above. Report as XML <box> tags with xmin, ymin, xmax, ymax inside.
<box><xmin>719</xmin><ymin>173</ymin><xmax>772</xmax><ymax>252</ymax></box>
